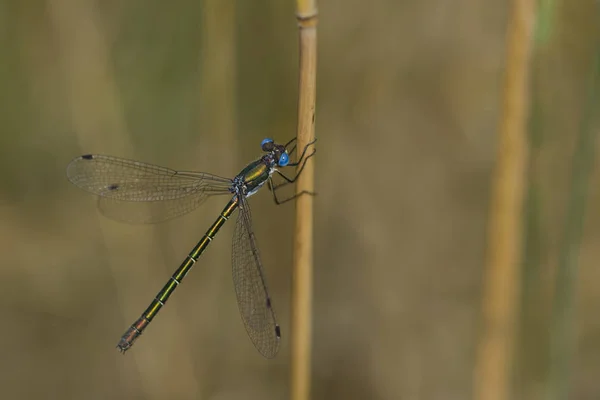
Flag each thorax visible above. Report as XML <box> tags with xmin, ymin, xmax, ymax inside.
<box><xmin>235</xmin><ymin>157</ymin><xmax>273</xmax><ymax>196</ymax></box>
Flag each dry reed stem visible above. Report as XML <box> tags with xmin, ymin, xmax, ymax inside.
<box><xmin>291</xmin><ymin>1</ymin><xmax>318</xmax><ymax>400</ymax></box>
<box><xmin>473</xmin><ymin>1</ymin><xmax>537</xmax><ymax>400</ymax></box>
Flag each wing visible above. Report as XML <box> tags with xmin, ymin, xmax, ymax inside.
<box><xmin>66</xmin><ymin>154</ymin><xmax>232</xmax><ymax>223</ymax></box>
<box><xmin>231</xmin><ymin>196</ymin><xmax>280</xmax><ymax>358</ymax></box>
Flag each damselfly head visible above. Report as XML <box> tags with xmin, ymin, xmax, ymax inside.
<box><xmin>261</xmin><ymin>138</ymin><xmax>289</xmax><ymax>167</ymax></box>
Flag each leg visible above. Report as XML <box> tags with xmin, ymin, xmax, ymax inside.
<box><xmin>284</xmin><ymin>138</ymin><xmax>297</xmax><ymax>157</ymax></box>
<box><xmin>268</xmin><ymin>177</ymin><xmax>316</xmax><ymax>205</ymax></box>
<box><xmin>273</xmin><ymin>148</ymin><xmax>316</xmax><ymax>189</ymax></box>
<box><xmin>284</xmin><ymin>137</ymin><xmax>297</xmax><ymax>148</ymax></box>
<box><xmin>269</xmin><ymin>179</ymin><xmax>293</xmax><ymax>191</ymax></box>
<box><xmin>287</xmin><ymin>138</ymin><xmax>317</xmax><ymax>167</ymax></box>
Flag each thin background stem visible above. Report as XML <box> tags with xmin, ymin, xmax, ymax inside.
<box><xmin>291</xmin><ymin>1</ymin><xmax>318</xmax><ymax>400</ymax></box>
<box><xmin>196</xmin><ymin>0</ymin><xmax>237</xmax><ymax>385</ymax></box>
<box><xmin>515</xmin><ymin>1</ymin><xmax>556</xmax><ymax>397</ymax></box>
<box><xmin>473</xmin><ymin>1</ymin><xmax>537</xmax><ymax>400</ymax></box>
<box><xmin>546</xmin><ymin>30</ymin><xmax>600</xmax><ymax>400</ymax></box>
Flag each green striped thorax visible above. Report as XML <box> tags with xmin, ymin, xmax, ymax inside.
<box><xmin>232</xmin><ymin>138</ymin><xmax>290</xmax><ymax>199</ymax></box>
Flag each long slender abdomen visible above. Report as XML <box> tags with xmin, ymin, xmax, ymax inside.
<box><xmin>117</xmin><ymin>198</ymin><xmax>239</xmax><ymax>353</ymax></box>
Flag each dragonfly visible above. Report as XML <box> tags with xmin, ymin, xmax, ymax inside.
<box><xmin>66</xmin><ymin>137</ymin><xmax>316</xmax><ymax>358</ymax></box>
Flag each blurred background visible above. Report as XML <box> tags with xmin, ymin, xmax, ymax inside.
<box><xmin>0</xmin><ymin>0</ymin><xmax>599</xmax><ymax>399</ymax></box>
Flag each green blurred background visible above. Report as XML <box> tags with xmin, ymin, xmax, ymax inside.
<box><xmin>0</xmin><ymin>0</ymin><xmax>599</xmax><ymax>399</ymax></box>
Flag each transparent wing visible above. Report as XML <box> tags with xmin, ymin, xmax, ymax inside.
<box><xmin>96</xmin><ymin>195</ymin><xmax>220</xmax><ymax>224</ymax></box>
<box><xmin>231</xmin><ymin>196</ymin><xmax>280</xmax><ymax>358</ymax></box>
<box><xmin>66</xmin><ymin>154</ymin><xmax>232</xmax><ymax>223</ymax></box>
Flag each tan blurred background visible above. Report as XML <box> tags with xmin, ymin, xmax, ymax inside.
<box><xmin>1</xmin><ymin>0</ymin><xmax>599</xmax><ymax>399</ymax></box>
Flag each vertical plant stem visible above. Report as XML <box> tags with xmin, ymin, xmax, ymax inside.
<box><xmin>547</xmin><ymin>38</ymin><xmax>600</xmax><ymax>400</ymax></box>
<box><xmin>291</xmin><ymin>1</ymin><xmax>318</xmax><ymax>400</ymax></box>
<box><xmin>473</xmin><ymin>1</ymin><xmax>537</xmax><ymax>400</ymax></box>
<box><xmin>515</xmin><ymin>4</ymin><xmax>556</xmax><ymax>396</ymax></box>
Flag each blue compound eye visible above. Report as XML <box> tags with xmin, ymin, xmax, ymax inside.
<box><xmin>278</xmin><ymin>152</ymin><xmax>289</xmax><ymax>167</ymax></box>
<box><xmin>261</xmin><ymin>138</ymin><xmax>274</xmax><ymax>151</ymax></box>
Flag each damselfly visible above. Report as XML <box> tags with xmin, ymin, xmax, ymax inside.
<box><xmin>66</xmin><ymin>138</ymin><xmax>316</xmax><ymax>358</ymax></box>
